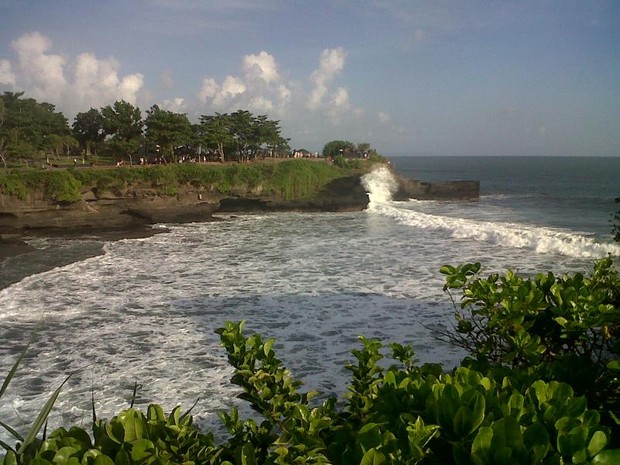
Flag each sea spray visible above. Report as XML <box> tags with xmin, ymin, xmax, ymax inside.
<box><xmin>362</xmin><ymin>166</ymin><xmax>398</xmax><ymax>205</ymax></box>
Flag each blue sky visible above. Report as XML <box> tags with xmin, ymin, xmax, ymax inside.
<box><xmin>1</xmin><ymin>0</ymin><xmax>619</xmax><ymax>156</ymax></box>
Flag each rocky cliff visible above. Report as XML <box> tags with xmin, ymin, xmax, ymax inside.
<box><xmin>0</xmin><ymin>166</ymin><xmax>479</xmax><ymax>237</ymax></box>
<box><xmin>0</xmin><ymin>175</ymin><xmax>370</xmax><ymax>235</ymax></box>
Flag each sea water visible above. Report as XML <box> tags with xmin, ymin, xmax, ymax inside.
<box><xmin>1</xmin><ymin>156</ymin><xmax>619</xmax><ymax>442</ymax></box>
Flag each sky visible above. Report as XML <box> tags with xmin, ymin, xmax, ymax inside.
<box><xmin>0</xmin><ymin>0</ymin><xmax>619</xmax><ymax>157</ymax></box>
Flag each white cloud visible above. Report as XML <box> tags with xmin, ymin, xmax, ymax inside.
<box><xmin>307</xmin><ymin>47</ymin><xmax>346</xmax><ymax>110</ymax></box>
<box><xmin>160</xmin><ymin>97</ymin><xmax>186</xmax><ymax>112</ymax></box>
<box><xmin>72</xmin><ymin>52</ymin><xmax>144</xmax><ymax>107</ymax></box>
<box><xmin>1</xmin><ymin>33</ymin><xmax>378</xmax><ymax>152</ymax></box>
<box><xmin>0</xmin><ymin>60</ymin><xmax>16</xmax><ymax>86</ymax></box>
<box><xmin>2</xmin><ymin>32</ymin><xmax>144</xmax><ymax>116</ymax></box>
<box><xmin>198</xmin><ymin>77</ymin><xmax>220</xmax><ymax>103</ymax></box>
<box><xmin>220</xmin><ymin>76</ymin><xmax>246</xmax><ymax>97</ymax></box>
<box><xmin>243</xmin><ymin>51</ymin><xmax>279</xmax><ymax>84</ymax></box>
<box><xmin>197</xmin><ymin>50</ymin><xmax>292</xmax><ymax>115</ymax></box>
<box><xmin>11</xmin><ymin>31</ymin><xmax>67</xmax><ymax>99</ymax></box>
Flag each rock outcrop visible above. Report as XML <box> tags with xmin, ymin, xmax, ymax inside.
<box><xmin>393</xmin><ymin>176</ymin><xmax>480</xmax><ymax>201</ymax></box>
<box><xmin>0</xmin><ymin>176</ymin><xmax>369</xmax><ymax>235</ymax></box>
<box><xmin>0</xmin><ymin>169</ymin><xmax>479</xmax><ymax>236</ymax></box>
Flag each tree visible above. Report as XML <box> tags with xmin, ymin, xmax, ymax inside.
<box><xmin>101</xmin><ymin>100</ymin><xmax>143</xmax><ymax>163</ymax></box>
<box><xmin>198</xmin><ymin>113</ymin><xmax>233</xmax><ymax>163</ymax></box>
<box><xmin>0</xmin><ymin>98</ymin><xmax>6</xmax><ymax>168</ymax></box>
<box><xmin>253</xmin><ymin>115</ymin><xmax>288</xmax><ymax>158</ymax></box>
<box><xmin>0</xmin><ymin>92</ymin><xmax>70</xmax><ymax>164</ymax></box>
<box><xmin>229</xmin><ymin>109</ymin><xmax>254</xmax><ymax>162</ymax></box>
<box><xmin>322</xmin><ymin>140</ymin><xmax>355</xmax><ymax>158</ymax></box>
<box><xmin>72</xmin><ymin>108</ymin><xmax>105</xmax><ymax>159</ymax></box>
<box><xmin>144</xmin><ymin>105</ymin><xmax>193</xmax><ymax>162</ymax></box>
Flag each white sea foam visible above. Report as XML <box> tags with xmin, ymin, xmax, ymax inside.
<box><xmin>362</xmin><ymin>166</ymin><xmax>620</xmax><ymax>259</ymax></box>
<box><xmin>362</xmin><ymin>165</ymin><xmax>398</xmax><ymax>204</ymax></box>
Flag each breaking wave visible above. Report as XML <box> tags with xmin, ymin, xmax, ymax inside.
<box><xmin>362</xmin><ymin>166</ymin><xmax>620</xmax><ymax>259</ymax></box>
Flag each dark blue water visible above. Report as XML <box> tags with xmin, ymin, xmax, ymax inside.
<box><xmin>390</xmin><ymin>156</ymin><xmax>620</xmax><ymax>237</ymax></box>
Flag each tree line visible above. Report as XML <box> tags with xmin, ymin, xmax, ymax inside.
<box><xmin>0</xmin><ymin>92</ymin><xmax>292</xmax><ymax>168</ymax></box>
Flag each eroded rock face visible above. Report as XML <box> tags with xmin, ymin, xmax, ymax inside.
<box><xmin>0</xmin><ymin>176</ymin><xmax>370</xmax><ymax>234</ymax></box>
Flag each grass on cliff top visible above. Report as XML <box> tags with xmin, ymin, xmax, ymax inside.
<box><xmin>0</xmin><ymin>158</ymin><xmax>374</xmax><ymax>202</ymax></box>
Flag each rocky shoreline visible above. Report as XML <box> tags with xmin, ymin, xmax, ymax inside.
<box><xmin>0</xmin><ymin>176</ymin><xmax>369</xmax><ymax>236</ymax></box>
<box><xmin>0</xmin><ymin>172</ymin><xmax>480</xmax><ymax>265</ymax></box>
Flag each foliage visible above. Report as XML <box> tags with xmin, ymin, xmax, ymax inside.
<box><xmin>612</xmin><ymin>196</ymin><xmax>620</xmax><ymax>243</ymax></box>
<box><xmin>4</xmin><ymin>316</ymin><xmax>620</xmax><ymax>464</ymax></box>
<box><xmin>198</xmin><ymin>110</ymin><xmax>289</xmax><ymax>163</ymax></box>
<box><xmin>101</xmin><ymin>100</ymin><xmax>143</xmax><ymax>161</ymax></box>
<box><xmin>144</xmin><ymin>105</ymin><xmax>193</xmax><ymax>162</ymax></box>
<box><xmin>0</xmin><ymin>160</ymin><xmax>357</xmax><ymax>202</ymax></box>
<box><xmin>440</xmin><ymin>258</ymin><xmax>620</xmax><ymax>428</ymax></box>
<box><xmin>0</xmin><ymin>170</ymin><xmax>28</xmax><ymax>200</ymax></box>
<box><xmin>72</xmin><ymin>108</ymin><xmax>105</xmax><ymax>158</ymax></box>
<box><xmin>0</xmin><ymin>169</ymin><xmax>82</xmax><ymax>202</ymax></box>
<box><xmin>333</xmin><ymin>155</ymin><xmax>364</xmax><ymax>170</ymax></box>
<box><xmin>42</xmin><ymin>171</ymin><xmax>82</xmax><ymax>202</ymax></box>
<box><xmin>322</xmin><ymin>140</ymin><xmax>355</xmax><ymax>158</ymax></box>
<box><xmin>0</xmin><ymin>92</ymin><xmax>71</xmax><ymax>164</ymax></box>
<box><xmin>2</xmin><ymin>91</ymin><xmax>394</xmax><ymax>168</ymax></box>
<box><xmin>323</xmin><ymin>141</ymin><xmax>387</xmax><ymax>165</ymax></box>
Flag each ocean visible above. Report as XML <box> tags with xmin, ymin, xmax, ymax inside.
<box><xmin>1</xmin><ymin>155</ymin><xmax>619</xmax><ymax>442</ymax></box>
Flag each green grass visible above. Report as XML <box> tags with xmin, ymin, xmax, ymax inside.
<box><xmin>0</xmin><ymin>159</ymin><xmax>372</xmax><ymax>202</ymax></box>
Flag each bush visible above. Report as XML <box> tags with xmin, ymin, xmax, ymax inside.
<box><xmin>43</xmin><ymin>171</ymin><xmax>82</xmax><ymax>202</ymax></box>
<box><xmin>0</xmin><ymin>171</ymin><xmax>28</xmax><ymax>200</ymax></box>
<box><xmin>3</xmin><ymin>159</ymin><xmax>364</xmax><ymax>202</ymax></box>
<box><xmin>4</xmin><ymin>320</ymin><xmax>620</xmax><ymax>464</ymax></box>
<box><xmin>440</xmin><ymin>258</ymin><xmax>620</xmax><ymax>433</ymax></box>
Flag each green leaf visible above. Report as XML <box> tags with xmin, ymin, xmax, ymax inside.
<box><xmin>357</xmin><ymin>423</ymin><xmax>382</xmax><ymax>451</ymax></box>
<box><xmin>523</xmin><ymin>422</ymin><xmax>550</xmax><ymax>463</ymax></box>
<box><xmin>471</xmin><ymin>427</ymin><xmax>493</xmax><ymax>465</ymax></box>
<box><xmin>440</xmin><ymin>265</ymin><xmax>456</xmax><ymax>275</ymax></box>
<box><xmin>263</xmin><ymin>338</ymin><xmax>275</xmax><ymax>357</ymax></box>
<box><xmin>122</xmin><ymin>410</ymin><xmax>145</xmax><ymax>442</ymax></box>
<box><xmin>491</xmin><ymin>417</ymin><xmax>523</xmax><ymax>451</ymax></box>
<box><xmin>587</xmin><ymin>430</ymin><xmax>608</xmax><ymax>458</ymax></box>
<box><xmin>147</xmin><ymin>404</ymin><xmax>166</xmax><ymax>423</ymax></box>
<box><xmin>0</xmin><ymin>420</ymin><xmax>23</xmax><ymax>442</ymax></box>
<box><xmin>130</xmin><ymin>439</ymin><xmax>155</xmax><ymax>462</ymax></box>
<box><xmin>360</xmin><ymin>448</ymin><xmax>386</xmax><ymax>465</ymax></box>
<box><xmin>1</xmin><ymin>451</ymin><xmax>18</xmax><ymax>465</ymax></box>
<box><xmin>240</xmin><ymin>443</ymin><xmax>257</xmax><ymax>465</ymax></box>
<box><xmin>17</xmin><ymin>371</ymin><xmax>75</xmax><ymax>455</ymax></box>
<box><xmin>0</xmin><ymin>344</ymin><xmax>29</xmax><ymax>400</ymax></box>
<box><xmin>592</xmin><ymin>450</ymin><xmax>620</xmax><ymax>465</ymax></box>
<box><xmin>51</xmin><ymin>446</ymin><xmax>78</xmax><ymax>464</ymax></box>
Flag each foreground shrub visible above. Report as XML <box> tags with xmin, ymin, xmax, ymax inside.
<box><xmin>3</xmin><ymin>320</ymin><xmax>620</xmax><ymax>464</ymax></box>
<box><xmin>440</xmin><ymin>258</ymin><xmax>620</xmax><ymax>438</ymax></box>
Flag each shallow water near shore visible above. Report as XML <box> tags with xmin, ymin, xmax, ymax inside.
<box><xmin>1</xmin><ymin>156</ymin><xmax>619</xmax><ymax>442</ymax></box>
